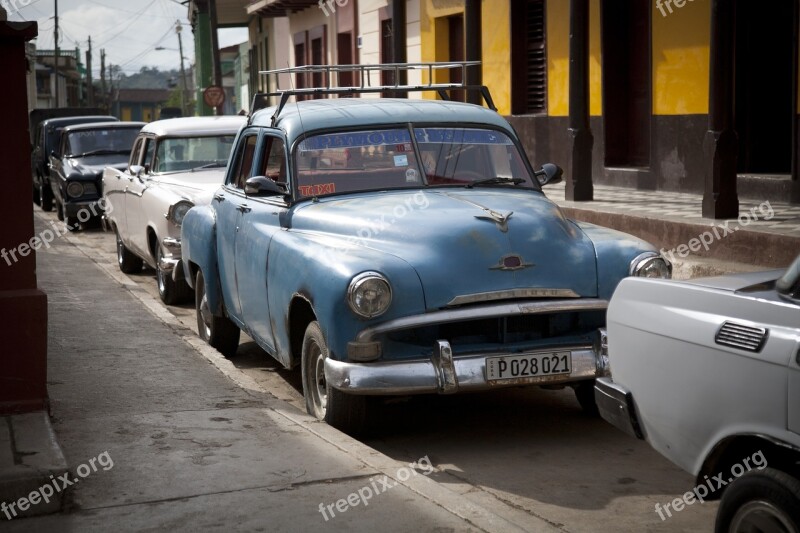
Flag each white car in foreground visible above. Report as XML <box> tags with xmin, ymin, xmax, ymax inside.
<box><xmin>596</xmin><ymin>254</ymin><xmax>800</xmax><ymax>532</ymax></box>
<box><xmin>102</xmin><ymin>116</ymin><xmax>245</xmax><ymax>304</ymax></box>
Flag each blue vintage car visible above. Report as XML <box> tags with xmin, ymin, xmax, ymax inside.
<box><xmin>181</xmin><ymin>89</ymin><xmax>671</xmax><ymax>434</ymax></box>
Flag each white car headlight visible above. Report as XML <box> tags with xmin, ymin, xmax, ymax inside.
<box><xmin>630</xmin><ymin>252</ymin><xmax>672</xmax><ymax>279</ymax></box>
<box><xmin>348</xmin><ymin>272</ymin><xmax>392</xmax><ymax>318</ymax></box>
<box><xmin>169</xmin><ymin>201</ymin><xmax>194</xmax><ymax>227</ymax></box>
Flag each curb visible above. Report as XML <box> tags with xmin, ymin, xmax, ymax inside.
<box><xmin>0</xmin><ymin>412</ymin><xmax>69</xmax><ymax>520</ymax></box>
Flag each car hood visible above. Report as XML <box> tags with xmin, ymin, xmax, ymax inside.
<box><xmin>154</xmin><ymin>170</ymin><xmax>226</xmax><ymax>203</ymax></box>
<box><xmin>291</xmin><ymin>189</ymin><xmax>598</xmax><ymax>309</ymax></box>
<box><xmin>68</xmin><ymin>155</ymin><xmax>129</xmax><ymax>177</ymax></box>
<box><xmin>683</xmin><ymin>269</ymin><xmax>786</xmax><ymax>292</ymax></box>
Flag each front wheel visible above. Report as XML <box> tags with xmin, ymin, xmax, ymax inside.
<box><xmin>715</xmin><ymin>468</ymin><xmax>800</xmax><ymax>533</ymax></box>
<box><xmin>301</xmin><ymin>321</ymin><xmax>371</xmax><ymax>436</ymax></box>
<box><xmin>157</xmin><ymin>246</ymin><xmax>192</xmax><ymax>305</ymax></box>
<box><xmin>195</xmin><ymin>269</ymin><xmax>239</xmax><ymax>357</ymax></box>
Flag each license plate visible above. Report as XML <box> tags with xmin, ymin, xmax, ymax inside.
<box><xmin>486</xmin><ymin>351</ymin><xmax>571</xmax><ymax>382</ymax></box>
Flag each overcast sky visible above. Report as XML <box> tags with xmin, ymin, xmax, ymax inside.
<box><xmin>4</xmin><ymin>0</ymin><xmax>248</xmax><ymax>76</ymax></box>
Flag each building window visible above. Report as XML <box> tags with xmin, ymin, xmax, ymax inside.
<box><xmin>511</xmin><ymin>0</ymin><xmax>546</xmax><ymax>115</ymax></box>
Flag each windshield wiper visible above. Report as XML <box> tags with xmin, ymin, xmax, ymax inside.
<box><xmin>466</xmin><ymin>177</ymin><xmax>526</xmax><ymax>188</ymax></box>
<box><xmin>71</xmin><ymin>149</ymin><xmax>128</xmax><ymax>157</ymax></box>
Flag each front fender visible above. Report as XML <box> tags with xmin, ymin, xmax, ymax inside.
<box><xmin>267</xmin><ymin>231</ymin><xmax>426</xmax><ymax>365</ymax></box>
<box><xmin>575</xmin><ymin>221</ymin><xmax>659</xmax><ymax>299</ymax></box>
<box><xmin>181</xmin><ymin>204</ymin><xmax>222</xmax><ymax>313</ymax></box>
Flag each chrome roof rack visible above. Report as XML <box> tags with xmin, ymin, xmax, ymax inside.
<box><xmin>248</xmin><ymin>61</ymin><xmax>497</xmax><ymax>126</ymax></box>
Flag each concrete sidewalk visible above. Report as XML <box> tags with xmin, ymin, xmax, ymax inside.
<box><xmin>0</xmin><ymin>217</ymin><xmax>546</xmax><ymax>532</ymax></box>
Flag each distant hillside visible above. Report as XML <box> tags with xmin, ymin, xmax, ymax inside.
<box><xmin>117</xmin><ymin>66</ymin><xmax>183</xmax><ymax>89</ymax></box>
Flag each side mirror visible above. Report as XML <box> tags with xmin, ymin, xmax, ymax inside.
<box><xmin>129</xmin><ymin>165</ymin><xmax>145</xmax><ymax>177</ymax></box>
<box><xmin>245</xmin><ymin>176</ymin><xmax>287</xmax><ymax>197</ymax></box>
<box><xmin>535</xmin><ymin>163</ymin><xmax>563</xmax><ymax>186</ymax></box>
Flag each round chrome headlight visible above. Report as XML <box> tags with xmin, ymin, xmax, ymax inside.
<box><xmin>630</xmin><ymin>252</ymin><xmax>672</xmax><ymax>279</ymax></box>
<box><xmin>347</xmin><ymin>272</ymin><xmax>392</xmax><ymax>318</ymax></box>
<box><xmin>169</xmin><ymin>201</ymin><xmax>194</xmax><ymax>227</ymax></box>
<box><xmin>66</xmin><ymin>182</ymin><xmax>84</xmax><ymax>198</ymax></box>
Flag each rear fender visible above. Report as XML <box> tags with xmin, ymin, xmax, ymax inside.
<box><xmin>181</xmin><ymin>204</ymin><xmax>223</xmax><ymax>314</ymax></box>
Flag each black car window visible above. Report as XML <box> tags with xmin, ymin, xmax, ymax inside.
<box><xmin>231</xmin><ymin>134</ymin><xmax>258</xmax><ymax>190</ymax></box>
<box><xmin>260</xmin><ymin>136</ymin><xmax>287</xmax><ymax>183</ymax></box>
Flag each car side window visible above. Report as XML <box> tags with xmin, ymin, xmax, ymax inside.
<box><xmin>129</xmin><ymin>138</ymin><xmax>143</xmax><ymax>170</ymax></box>
<box><xmin>260</xmin><ymin>136</ymin><xmax>287</xmax><ymax>183</ymax></box>
<box><xmin>231</xmin><ymin>134</ymin><xmax>258</xmax><ymax>190</ymax></box>
<box><xmin>142</xmin><ymin>138</ymin><xmax>156</xmax><ymax>173</ymax></box>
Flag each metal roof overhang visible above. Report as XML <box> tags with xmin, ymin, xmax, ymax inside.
<box><xmin>246</xmin><ymin>0</ymin><xmax>319</xmax><ymax>18</ymax></box>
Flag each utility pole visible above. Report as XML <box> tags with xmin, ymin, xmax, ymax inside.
<box><xmin>54</xmin><ymin>0</ymin><xmax>59</xmax><ymax>107</ymax></box>
<box><xmin>176</xmin><ymin>21</ymin><xmax>189</xmax><ymax>116</ymax></box>
<box><xmin>100</xmin><ymin>49</ymin><xmax>106</xmax><ymax>112</ymax></box>
<box><xmin>86</xmin><ymin>36</ymin><xmax>94</xmax><ymax>107</ymax></box>
<box><xmin>209</xmin><ymin>0</ymin><xmax>223</xmax><ymax>115</ymax></box>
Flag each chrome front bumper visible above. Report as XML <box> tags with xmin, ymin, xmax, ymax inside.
<box><xmin>158</xmin><ymin>237</ymin><xmax>184</xmax><ymax>281</ymax></box>
<box><xmin>325</xmin><ymin>335</ymin><xmax>608</xmax><ymax>396</ymax></box>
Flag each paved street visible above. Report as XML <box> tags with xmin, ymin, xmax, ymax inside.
<box><xmin>28</xmin><ymin>204</ymin><xmax>720</xmax><ymax>532</ymax></box>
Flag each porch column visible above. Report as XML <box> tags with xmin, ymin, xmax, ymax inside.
<box><xmin>391</xmin><ymin>0</ymin><xmax>407</xmax><ymax>96</ymax></box>
<box><xmin>464</xmin><ymin>0</ymin><xmax>482</xmax><ymax>105</ymax></box>
<box><xmin>566</xmin><ymin>0</ymin><xmax>594</xmax><ymax>201</ymax></box>
<box><xmin>192</xmin><ymin>0</ymin><xmax>214</xmax><ymax>116</ymax></box>
<box><xmin>0</xmin><ymin>15</ymin><xmax>48</xmax><ymax>414</ymax></box>
<box><xmin>702</xmin><ymin>0</ymin><xmax>739</xmax><ymax>218</ymax></box>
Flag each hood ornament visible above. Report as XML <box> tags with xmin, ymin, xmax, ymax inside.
<box><xmin>490</xmin><ymin>254</ymin><xmax>534</xmax><ymax>271</ymax></box>
<box><xmin>475</xmin><ymin>210</ymin><xmax>513</xmax><ymax>233</ymax></box>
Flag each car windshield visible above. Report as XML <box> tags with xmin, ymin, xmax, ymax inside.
<box><xmin>67</xmin><ymin>128</ymin><xmax>140</xmax><ymax>156</ymax></box>
<box><xmin>294</xmin><ymin>127</ymin><xmax>535</xmax><ymax>198</ymax></box>
<box><xmin>153</xmin><ymin>135</ymin><xmax>236</xmax><ymax>173</ymax></box>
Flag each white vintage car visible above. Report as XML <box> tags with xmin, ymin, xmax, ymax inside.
<box><xmin>102</xmin><ymin>116</ymin><xmax>245</xmax><ymax>304</ymax></box>
<box><xmin>596</xmin><ymin>254</ymin><xmax>800</xmax><ymax>532</ymax></box>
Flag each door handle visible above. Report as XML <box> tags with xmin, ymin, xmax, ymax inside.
<box><xmin>213</xmin><ymin>194</ymin><xmax>225</xmax><ymax>202</ymax></box>
<box><xmin>237</xmin><ymin>204</ymin><xmax>251</xmax><ymax>213</ymax></box>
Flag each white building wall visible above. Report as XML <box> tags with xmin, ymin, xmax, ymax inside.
<box><xmin>358</xmin><ymin>0</ymin><xmax>421</xmax><ymax>98</ymax></box>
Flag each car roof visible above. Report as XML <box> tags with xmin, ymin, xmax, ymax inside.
<box><xmin>62</xmin><ymin>121</ymin><xmax>146</xmax><ymax>132</ymax></box>
<box><xmin>42</xmin><ymin>116</ymin><xmax>118</xmax><ymax>128</ymax></box>
<box><xmin>140</xmin><ymin>116</ymin><xmax>247</xmax><ymax>137</ymax></box>
<box><xmin>250</xmin><ymin>98</ymin><xmax>515</xmax><ymax>142</ymax></box>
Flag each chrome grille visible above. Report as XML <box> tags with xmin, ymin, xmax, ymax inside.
<box><xmin>715</xmin><ymin>322</ymin><xmax>768</xmax><ymax>352</ymax></box>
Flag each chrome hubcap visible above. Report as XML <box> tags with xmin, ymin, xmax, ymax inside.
<box><xmin>156</xmin><ymin>249</ymin><xmax>166</xmax><ymax>294</ymax></box>
<box><xmin>198</xmin><ymin>288</ymin><xmax>213</xmax><ymax>339</ymax></box>
<box><xmin>310</xmin><ymin>343</ymin><xmax>327</xmax><ymax>418</ymax></box>
<box><xmin>116</xmin><ymin>235</ymin><xmax>124</xmax><ymax>265</ymax></box>
<box><xmin>729</xmin><ymin>500</ymin><xmax>797</xmax><ymax>533</ymax></box>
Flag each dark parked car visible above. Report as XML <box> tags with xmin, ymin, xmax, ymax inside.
<box><xmin>31</xmin><ymin>114</ymin><xmax>118</xmax><ymax>211</ymax></box>
<box><xmin>48</xmin><ymin>121</ymin><xmax>144</xmax><ymax>230</ymax></box>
